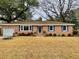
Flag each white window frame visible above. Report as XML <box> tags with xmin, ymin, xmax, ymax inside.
<box><xmin>20</xmin><ymin>25</ymin><xmax>33</xmax><ymax>32</ymax></box>
<box><xmin>48</xmin><ymin>25</ymin><xmax>55</xmax><ymax>32</ymax></box>
<box><xmin>61</xmin><ymin>25</ymin><xmax>68</xmax><ymax>32</ymax></box>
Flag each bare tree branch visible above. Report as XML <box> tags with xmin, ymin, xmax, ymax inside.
<box><xmin>36</xmin><ymin>0</ymin><xmax>77</xmax><ymax>22</ymax></box>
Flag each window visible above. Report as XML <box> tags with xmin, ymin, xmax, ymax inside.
<box><xmin>61</xmin><ymin>25</ymin><xmax>68</xmax><ymax>32</ymax></box>
<box><xmin>21</xmin><ymin>26</ymin><xmax>23</xmax><ymax>30</ymax></box>
<box><xmin>50</xmin><ymin>26</ymin><xmax>53</xmax><ymax>30</ymax></box>
<box><xmin>20</xmin><ymin>25</ymin><xmax>33</xmax><ymax>31</ymax></box>
<box><xmin>24</xmin><ymin>26</ymin><xmax>29</xmax><ymax>30</ymax></box>
<box><xmin>48</xmin><ymin>25</ymin><xmax>55</xmax><ymax>32</ymax></box>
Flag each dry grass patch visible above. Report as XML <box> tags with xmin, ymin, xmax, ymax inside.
<box><xmin>0</xmin><ymin>37</ymin><xmax>79</xmax><ymax>59</ymax></box>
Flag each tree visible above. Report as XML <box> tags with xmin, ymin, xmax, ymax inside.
<box><xmin>38</xmin><ymin>0</ymin><xmax>77</xmax><ymax>22</ymax></box>
<box><xmin>71</xmin><ymin>10</ymin><xmax>79</xmax><ymax>28</ymax></box>
<box><xmin>0</xmin><ymin>0</ymin><xmax>38</xmax><ymax>23</ymax></box>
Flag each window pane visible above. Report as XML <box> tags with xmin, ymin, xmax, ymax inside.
<box><xmin>62</xmin><ymin>25</ymin><xmax>68</xmax><ymax>32</ymax></box>
<box><xmin>50</xmin><ymin>26</ymin><xmax>53</xmax><ymax>30</ymax></box>
<box><xmin>48</xmin><ymin>25</ymin><xmax>55</xmax><ymax>31</ymax></box>
<box><xmin>63</xmin><ymin>26</ymin><xmax>66</xmax><ymax>30</ymax></box>
<box><xmin>21</xmin><ymin>26</ymin><xmax>23</xmax><ymax>30</ymax></box>
<box><xmin>24</xmin><ymin>26</ymin><xmax>29</xmax><ymax>30</ymax></box>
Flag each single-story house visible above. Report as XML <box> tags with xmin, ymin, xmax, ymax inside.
<box><xmin>0</xmin><ymin>20</ymin><xmax>75</xmax><ymax>36</ymax></box>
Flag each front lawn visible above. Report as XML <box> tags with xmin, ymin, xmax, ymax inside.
<box><xmin>0</xmin><ymin>37</ymin><xmax>79</xmax><ymax>59</ymax></box>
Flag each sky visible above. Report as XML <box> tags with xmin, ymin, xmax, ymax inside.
<box><xmin>32</xmin><ymin>0</ymin><xmax>79</xmax><ymax>21</ymax></box>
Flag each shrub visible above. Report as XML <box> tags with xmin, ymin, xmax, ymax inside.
<box><xmin>3</xmin><ymin>37</ymin><xmax>12</xmax><ymax>40</ymax></box>
<box><xmin>19</xmin><ymin>32</ymin><xmax>35</xmax><ymax>36</ymax></box>
<box><xmin>73</xmin><ymin>30</ymin><xmax>78</xmax><ymax>35</ymax></box>
<box><xmin>68</xmin><ymin>34</ymin><xmax>72</xmax><ymax>36</ymax></box>
<box><xmin>44</xmin><ymin>34</ymin><xmax>48</xmax><ymax>37</ymax></box>
<box><xmin>49</xmin><ymin>33</ymin><xmax>52</xmax><ymax>36</ymax></box>
<box><xmin>13</xmin><ymin>32</ymin><xmax>18</xmax><ymax>37</ymax></box>
<box><xmin>62</xmin><ymin>34</ymin><xmax>65</xmax><ymax>36</ymax></box>
<box><xmin>30</xmin><ymin>32</ymin><xmax>33</xmax><ymax>34</ymax></box>
<box><xmin>28</xmin><ymin>32</ymin><xmax>36</xmax><ymax>36</ymax></box>
<box><xmin>27</xmin><ymin>32</ymin><xmax>37</xmax><ymax>36</ymax></box>
<box><xmin>26</xmin><ymin>33</ymin><xmax>31</xmax><ymax>36</ymax></box>
<box><xmin>45</xmin><ymin>33</ymin><xmax>52</xmax><ymax>36</ymax></box>
<box><xmin>31</xmin><ymin>32</ymin><xmax>37</xmax><ymax>36</ymax></box>
<box><xmin>53</xmin><ymin>33</ymin><xmax>56</xmax><ymax>36</ymax></box>
<box><xmin>58</xmin><ymin>34</ymin><xmax>61</xmax><ymax>37</ymax></box>
<box><xmin>19</xmin><ymin>33</ymin><xmax>27</xmax><ymax>36</ymax></box>
<box><xmin>34</xmin><ymin>32</ymin><xmax>37</xmax><ymax>34</ymax></box>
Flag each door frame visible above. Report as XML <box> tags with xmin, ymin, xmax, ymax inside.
<box><xmin>0</xmin><ymin>28</ymin><xmax>2</xmax><ymax>35</ymax></box>
<box><xmin>37</xmin><ymin>26</ymin><xmax>43</xmax><ymax>34</ymax></box>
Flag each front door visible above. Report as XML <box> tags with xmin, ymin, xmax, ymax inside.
<box><xmin>0</xmin><ymin>28</ymin><xmax>2</xmax><ymax>35</ymax></box>
<box><xmin>38</xmin><ymin>26</ymin><xmax>42</xmax><ymax>33</ymax></box>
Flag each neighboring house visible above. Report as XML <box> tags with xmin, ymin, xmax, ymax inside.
<box><xmin>0</xmin><ymin>20</ymin><xmax>75</xmax><ymax>36</ymax></box>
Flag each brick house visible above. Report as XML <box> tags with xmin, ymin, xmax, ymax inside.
<box><xmin>0</xmin><ymin>20</ymin><xmax>75</xmax><ymax>36</ymax></box>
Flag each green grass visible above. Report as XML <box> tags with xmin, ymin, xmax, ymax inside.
<box><xmin>0</xmin><ymin>37</ymin><xmax>79</xmax><ymax>59</ymax></box>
